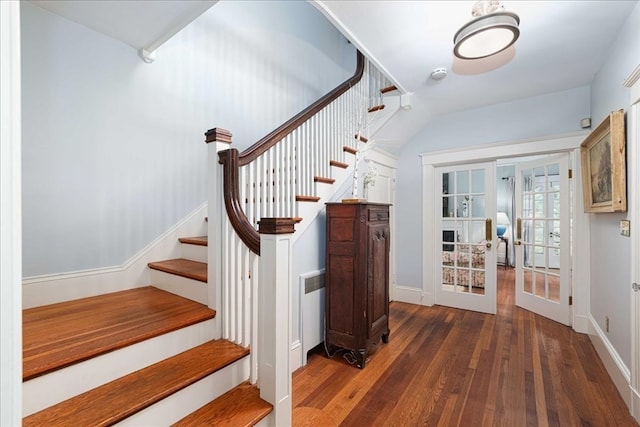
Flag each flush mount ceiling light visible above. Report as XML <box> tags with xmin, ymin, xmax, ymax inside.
<box><xmin>453</xmin><ymin>0</ymin><xmax>520</xmax><ymax>60</ymax></box>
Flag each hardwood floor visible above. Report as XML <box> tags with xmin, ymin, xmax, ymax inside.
<box><xmin>293</xmin><ymin>269</ymin><xmax>638</xmax><ymax>427</ymax></box>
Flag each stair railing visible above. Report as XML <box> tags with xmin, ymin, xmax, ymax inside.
<box><xmin>205</xmin><ymin>50</ymin><xmax>393</xmax><ymax>424</ymax></box>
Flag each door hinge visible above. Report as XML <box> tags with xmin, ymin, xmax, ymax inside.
<box><xmin>568</xmin><ymin>169</ymin><xmax>573</xmax><ymax>179</ymax></box>
<box><xmin>569</xmin><ymin>295</ymin><xmax>573</xmax><ymax>306</ymax></box>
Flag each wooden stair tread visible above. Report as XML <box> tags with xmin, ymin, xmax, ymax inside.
<box><xmin>343</xmin><ymin>146</ymin><xmax>357</xmax><ymax>155</ymax></box>
<box><xmin>296</xmin><ymin>195</ymin><xmax>321</xmax><ymax>202</ymax></box>
<box><xmin>172</xmin><ymin>382</ymin><xmax>272</xmax><ymax>427</ymax></box>
<box><xmin>329</xmin><ymin>160</ymin><xmax>348</xmax><ymax>169</ymax></box>
<box><xmin>178</xmin><ymin>236</ymin><xmax>208</xmax><ymax>246</ymax></box>
<box><xmin>380</xmin><ymin>85</ymin><xmax>398</xmax><ymax>94</ymax></box>
<box><xmin>354</xmin><ymin>134</ymin><xmax>369</xmax><ymax>143</ymax></box>
<box><xmin>368</xmin><ymin>104</ymin><xmax>385</xmax><ymax>113</ymax></box>
<box><xmin>314</xmin><ymin>176</ymin><xmax>335</xmax><ymax>184</ymax></box>
<box><xmin>148</xmin><ymin>258</ymin><xmax>207</xmax><ymax>282</ymax></box>
<box><xmin>23</xmin><ymin>287</ymin><xmax>216</xmax><ymax>380</ymax></box>
<box><xmin>23</xmin><ymin>340</ymin><xmax>249</xmax><ymax>427</ymax></box>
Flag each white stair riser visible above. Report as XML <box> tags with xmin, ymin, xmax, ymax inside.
<box><xmin>114</xmin><ymin>356</ymin><xmax>250</xmax><ymax>426</ymax></box>
<box><xmin>181</xmin><ymin>243</ymin><xmax>207</xmax><ymax>263</ymax></box>
<box><xmin>150</xmin><ymin>270</ymin><xmax>208</xmax><ymax>304</ymax></box>
<box><xmin>23</xmin><ymin>319</ymin><xmax>216</xmax><ymax>417</ymax></box>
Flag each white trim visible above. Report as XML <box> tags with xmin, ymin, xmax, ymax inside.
<box><xmin>624</xmin><ymin>63</ymin><xmax>640</xmax><ymax>104</ymax></box>
<box><xmin>571</xmin><ymin>148</ymin><xmax>591</xmax><ymax>334</ymax></box>
<box><xmin>290</xmin><ymin>340</ymin><xmax>302</xmax><ymax>373</ymax></box>
<box><xmin>0</xmin><ymin>1</ymin><xmax>22</xmax><ymax>424</ymax></box>
<box><xmin>22</xmin><ymin>203</ymin><xmax>207</xmax><ymax>308</ymax></box>
<box><xmin>589</xmin><ymin>314</ymin><xmax>632</xmax><ymax>407</ymax></box>
<box><xmin>393</xmin><ymin>285</ymin><xmax>432</xmax><ymax>306</ymax></box>
<box><xmin>420</xmin><ymin>132</ymin><xmax>588</xmax><ymax>166</ymax></box>
<box><xmin>628</xmin><ymin>79</ymin><xmax>640</xmax><ymax>421</ymax></box>
<box><xmin>421</xmin><ymin>133</ymin><xmax>589</xmax><ymax>330</ymax></box>
<box><xmin>309</xmin><ymin>1</ymin><xmax>408</xmax><ymax>95</ymax></box>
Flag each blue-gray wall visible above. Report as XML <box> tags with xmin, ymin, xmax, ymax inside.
<box><xmin>395</xmin><ymin>86</ymin><xmax>590</xmax><ymax>288</ymax></box>
<box><xmin>588</xmin><ymin>1</ymin><xmax>640</xmax><ymax>369</ymax></box>
<box><xmin>21</xmin><ymin>1</ymin><xmax>355</xmax><ymax>277</ymax></box>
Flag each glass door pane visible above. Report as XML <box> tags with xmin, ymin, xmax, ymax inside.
<box><xmin>437</xmin><ymin>162</ymin><xmax>496</xmax><ymax>315</ymax></box>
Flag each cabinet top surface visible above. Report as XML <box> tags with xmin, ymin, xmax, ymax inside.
<box><xmin>326</xmin><ymin>202</ymin><xmax>391</xmax><ymax>207</ymax></box>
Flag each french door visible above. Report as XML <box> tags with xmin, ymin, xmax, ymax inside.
<box><xmin>515</xmin><ymin>154</ymin><xmax>571</xmax><ymax>325</ymax></box>
<box><xmin>435</xmin><ymin>162</ymin><xmax>497</xmax><ymax>314</ymax></box>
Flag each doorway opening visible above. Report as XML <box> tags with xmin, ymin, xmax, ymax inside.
<box><xmin>421</xmin><ymin>133</ymin><xmax>589</xmax><ymax>330</ymax></box>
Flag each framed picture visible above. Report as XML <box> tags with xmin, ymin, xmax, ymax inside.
<box><xmin>580</xmin><ymin>109</ymin><xmax>627</xmax><ymax>213</ymax></box>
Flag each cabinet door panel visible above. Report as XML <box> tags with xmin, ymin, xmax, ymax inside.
<box><xmin>368</xmin><ymin>223</ymin><xmax>389</xmax><ymax>337</ymax></box>
<box><xmin>327</xmin><ymin>254</ymin><xmax>355</xmax><ymax>334</ymax></box>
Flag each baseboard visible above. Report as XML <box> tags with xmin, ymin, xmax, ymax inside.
<box><xmin>632</xmin><ymin>386</ymin><xmax>640</xmax><ymax>424</ymax></box>
<box><xmin>573</xmin><ymin>313</ymin><xmax>590</xmax><ymax>334</ymax></box>
<box><xmin>290</xmin><ymin>340</ymin><xmax>302</xmax><ymax>373</ymax></box>
<box><xmin>22</xmin><ymin>203</ymin><xmax>208</xmax><ymax>308</ymax></box>
<box><xmin>588</xmin><ymin>314</ymin><xmax>632</xmax><ymax>408</ymax></box>
<box><xmin>393</xmin><ymin>285</ymin><xmax>433</xmax><ymax>306</ymax></box>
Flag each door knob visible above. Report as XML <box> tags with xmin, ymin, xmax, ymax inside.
<box><xmin>633</xmin><ymin>282</ymin><xmax>640</xmax><ymax>292</ymax></box>
<box><xmin>514</xmin><ymin>240</ymin><xmax>522</xmax><ymax>246</ymax></box>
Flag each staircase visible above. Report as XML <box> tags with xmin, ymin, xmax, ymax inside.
<box><xmin>22</xmin><ymin>233</ymin><xmax>272</xmax><ymax>426</ymax></box>
<box><xmin>21</xmin><ymin>49</ymin><xmax>400</xmax><ymax>426</ymax></box>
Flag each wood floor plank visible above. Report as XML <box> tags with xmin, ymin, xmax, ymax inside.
<box><xmin>23</xmin><ymin>286</ymin><xmax>215</xmax><ymax>380</ymax></box>
<box><xmin>293</xmin><ymin>269</ymin><xmax>639</xmax><ymax>426</ymax></box>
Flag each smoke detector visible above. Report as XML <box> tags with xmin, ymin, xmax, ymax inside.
<box><xmin>431</xmin><ymin>67</ymin><xmax>448</xmax><ymax>80</ymax></box>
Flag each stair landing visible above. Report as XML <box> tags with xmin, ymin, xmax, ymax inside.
<box><xmin>23</xmin><ymin>286</ymin><xmax>216</xmax><ymax>380</ymax></box>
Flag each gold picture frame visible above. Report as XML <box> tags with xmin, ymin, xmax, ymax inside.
<box><xmin>580</xmin><ymin>109</ymin><xmax>626</xmax><ymax>213</ymax></box>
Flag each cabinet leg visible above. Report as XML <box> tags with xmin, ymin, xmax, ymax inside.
<box><xmin>356</xmin><ymin>349</ymin><xmax>367</xmax><ymax>369</ymax></box>
<box><xmin>382</xmin><ymin>330</ymin><xmax>390</xmax><ymax>344</ymax></box>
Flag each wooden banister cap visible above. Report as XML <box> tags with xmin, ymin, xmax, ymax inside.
<box><xmin>258</xmin><ymin>218</ymin><xmax>297</xmax><ymax>235</ymax></box>
<box><xmin>205</xmin><ymin>128</ymin><xmax>233</xmax><ymax>144</ymax></box>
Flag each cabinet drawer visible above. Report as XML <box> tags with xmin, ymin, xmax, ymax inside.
<box><xmin>368</xmin><ymin>208</ymin><xmax>389</xmax><ymax>222</ymax></box>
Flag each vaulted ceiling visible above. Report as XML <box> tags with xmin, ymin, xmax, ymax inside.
<box><xmin>30</xmin><ymin>0</ymin><xmax>639</xmax><ymax>152</ymax></box>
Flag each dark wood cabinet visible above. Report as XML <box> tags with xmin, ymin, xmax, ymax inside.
<box><xmin>324</xmin><ymin>202</ymin><xmax>390</xmax><ymax>368</ymax></box>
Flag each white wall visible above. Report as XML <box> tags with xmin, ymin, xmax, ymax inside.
<box><xmin>588</xmin><ymin>1</ymin><xmax>640</xmax><ymax>370</ymax></box>
<box><xmin>21</xmin><ymin>0</ymin><xmax>355</xmax><ymax>278</ymax></box>
<box><xmin>395</xmin><ymin>86</ymin><xmax>590</xmax><ymax>288</ymax></box>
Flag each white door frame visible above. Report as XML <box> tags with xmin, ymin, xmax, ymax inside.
<box><xmin>421</xmin><ymin>133</ymin><xmax>590</xmax><ymax>332</ymax></box>
<box><xmin>0</xmin><ymin>1</ymin><xmax>23</xmax><ymax>424</ymax></box>
<box><xmin>626</xmin><ymin>66</ymin><xmax>640</xmax><ymax>421</ymax></box>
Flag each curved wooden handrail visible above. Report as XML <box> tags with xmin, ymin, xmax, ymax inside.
<box><xmin>238</xmin><ymin>50</ymin><xmax>365</xmax><ymax>166</ymax></box>
<box><xmin>218</xmin><ymin>148</ymin><xmax>262</xmax><ymax>254</ymax></box>
<box><xmin>219</xmin><ymin>50</ymin><xmax>365</xmax><ymax>254</ymax></box>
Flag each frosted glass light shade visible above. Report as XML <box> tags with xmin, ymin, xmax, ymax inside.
<box><xmin>453</xmin><ymin>10</ymin><xmax>520</xmax><ymax>60</ymax></box>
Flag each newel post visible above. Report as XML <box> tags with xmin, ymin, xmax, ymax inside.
<box><xmin>258</xmin><ymin>218</ymin><xmax>296</xmax><ymax>427</ymax></box>
<box><xmin>204</xmin><ymin>128</ymin><xmax>232</xmax><ymax>327</ymax></box>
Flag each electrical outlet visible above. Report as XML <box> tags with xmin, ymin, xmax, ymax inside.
<box><xmin>606</xmin><ymin>316</ymin><xmax>610</xmax><ymax>333</ymax></box>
